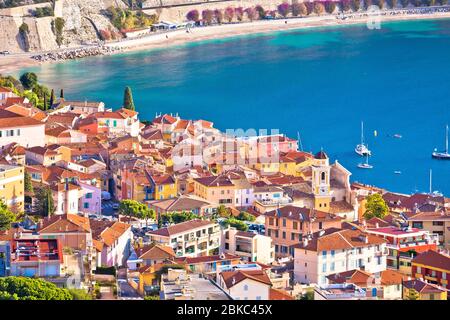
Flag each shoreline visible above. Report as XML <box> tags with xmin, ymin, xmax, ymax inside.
<box><xmin>1</xmin><ymin>10</ymin><xmax>450</xmax><ymax>74</ymax></box>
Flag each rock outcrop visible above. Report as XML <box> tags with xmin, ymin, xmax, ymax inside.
<box><xmin>0</xmin><ymin>0</ymin><xmax>123</xmax><ymax>53</ymax></box>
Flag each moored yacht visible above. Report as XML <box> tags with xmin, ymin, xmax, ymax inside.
<box><xmin>432</xmin><ymin>124</ymin><xmax>450</xmax><ymax>160</ymax></box>
<box><xmin>355</xmin><ymin>121</ymin><xmax>371</xmax><ymax>156</ymax></box>
<box><xmin>357</xmin><ymin>154</ymin><xmax>373</xmax><ymax>169</ymax></box>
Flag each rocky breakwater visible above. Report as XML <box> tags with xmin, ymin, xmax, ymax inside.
<box><xmin>31</xmin><ymin>45</ymin><xmax>122</xmax><ymax>62</ymax></box>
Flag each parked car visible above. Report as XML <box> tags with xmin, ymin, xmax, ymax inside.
<box><xmin>0</xmin><ymin>51</ymin><xmax>10</xmax><ymax>55</ymax></box>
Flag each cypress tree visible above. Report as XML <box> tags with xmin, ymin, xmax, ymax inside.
<box><xmin>43</xmin><ymin>187</ymin><xmax>54</xmax><ymax>217</ymax></box>
<box><xmin>50</xmin><ymin>89</ymin><xmax>55</xmax><ymax>107</ymax></box>
<box><xmin>43</xmin><ymin>92</ymin><xmax>47</xmax><ymax>111</ymax></box>
<box><xmin>123</xmin><ymin>86</ymin><xmax>135</xmax><ymax>111</ymax></box>
<box><xmin>60</xmin><ymin>88</ymin><xmax>64</xmax><ymax>99</ymax></box>
<box><xmin>24</xmin><ymin>171</ymin><xmax>33</xmax><ymax>193</ymax></box>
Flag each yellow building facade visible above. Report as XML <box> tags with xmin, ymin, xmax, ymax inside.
<box><xmin>0</xmin><ymin>164</ymin><xmax>25</xmax><ymax>213</ymax></box>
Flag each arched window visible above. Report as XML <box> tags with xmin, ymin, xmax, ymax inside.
<box><xmin>321</xmin><ymin>172</ymin><xmax>326</xmax><ymax>182</ymax></box>
<box><xmin>244</xmin><ymin>285</ymin><xmax>248</xmax><ymax>291</ymax></box>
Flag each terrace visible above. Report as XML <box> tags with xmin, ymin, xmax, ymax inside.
<box><xmin>11</xmin><ymin>239</ymin><xmax>61</xmax><ymax>262</ymax></box>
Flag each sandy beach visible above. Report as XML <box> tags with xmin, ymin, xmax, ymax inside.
<box><xmin>1</xmin><ymin>11</ymin><xmax>450</xmax><ymax>75</ymax></box>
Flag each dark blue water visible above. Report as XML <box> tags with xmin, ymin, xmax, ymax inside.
<box><xmin>18</xmin><ymin>19</ymin><xmax>450</xmax><ymax>196</ymax></box>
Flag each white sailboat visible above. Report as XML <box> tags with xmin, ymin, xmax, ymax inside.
<box><xmin>432</xmin><ymin>124</ymin><xmax>450</xmax><ymax>160</ymax></box>
<box><xmin>355</xmin><ymin>121</ymin><xmax>371</xmax><ymax>156</ymax></box>
<box><xmin>357</xmin><ymin>153</ymin><xmax>373</xmax><ymax>169</ymax></box>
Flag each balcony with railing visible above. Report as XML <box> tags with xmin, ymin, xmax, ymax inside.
<box><xmin>235</xmin><ymin>243</ymin><xmax>253</xmax><ymax>255</ymax></box>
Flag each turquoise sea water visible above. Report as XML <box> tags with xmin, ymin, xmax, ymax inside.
<box><xmin>17</xmin><ymin>19</ymin><xmax>450</xmax><ymax>195</ymax></box>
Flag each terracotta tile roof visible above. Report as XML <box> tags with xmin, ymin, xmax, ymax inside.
<box><xmin>327</xmin><ymin>269</ymin><xmax>406</xmax><ymax>287</ymax></box>
<box><xmin>264</xmin><ymin>205</ymin><xmax>342</xmax><ymax>223</ymax></box>
<box><xmin>412</xmin><ymin>250</ymin><xmax>450</xmax><ymax>271</ymax></box>
<box><xmin>0</xmin><ymin>86</ymin><xmax>13</xmax><ymax>93</ymax></box>
<box><xmin>149</xmin><ymin>195</ymin><xmax>211</xmax><ymax>212</ymax></box>
<box><xmin>366</xmin><ymin>217</ymin><xmax>392</xmax><ymax>228</ymax></box>
<box><xmin>406</xmin><ymin>211</ymin><xmax>450</xmax><ymax>221</ymax></box>
<box><xmin>138</xmin><ymin>262</ymin><xmax>168</xmax><ymax>274</ymax></box>
<box><xmin>91</xmin><ymin>220</ymin><xmax>131</xmax><ymax>248</ymax></box>
<box><xmin>403</xmin><ymin>279</ymin><xmax>446</xmax><ymax>294</ymax></box>
<box><xmin>221</xmin><ymin>270</ymin><xmax>271</xmax><ymax>288</ymax></box>
<box><xmin>148</xmin><ymin>219</ymin><xmax>217</xmax><ymax>237</ymax></box>
<box><xmin>137</xmin><ymin>243</ymin><xmax>176</xmax><ymax>260</ymax></box>
<box><xmin>0</xmin><ymin>110</ymin><xmax>43</xmax><ymax>128</ymax></box>
<box><xmin>150</xmin><ymin>173</ymin><xmax>175</xmax><ymax>185</ymax></box>
<box><xmin>27</xmin><ymin>146</ymin><xmax>58</xmax><ymax>156</ymax></box>
<box><xmin>194</xmin><ymin>175</ymin><xmax>234</xmax><ymax>187</ymax></box>
<box><xmin>269</xmin><ymin>288</ymin><xmax>295</xmax><ymax>300</ymax></box>
<box><xmin>329</xmin><ymin>200</ymin><xmax>355</xmax><ymax>213</ymax></box>
<box><xmin>293</xmin><ymin>228</ymin><xmax>386</xmax><ymax>252</ymax></box>
<box><xmin>39</xmin><ymin>214</ymin><xmax>91</xmax><ymax>233</ymax></box>
<box><xmin>142</xmin><ymin>129</ymin><xmax>163</xmax><ymax>140</ymax></box>
<box><xmin>152</xmin><ymin>114</ymin><xmax>177</xmax><ymax>124</ymax></box>
<box><xmin>1</xmin><ymin>143</ymin><xmax>26</xmax><ymax>156</ymax></box>
<box><xmin>5</xmin><ymin>104</ymin><xmax>47</xmax><ymax>121</ymax></box>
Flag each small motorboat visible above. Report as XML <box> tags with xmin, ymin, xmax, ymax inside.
<box><xmin>393</xmin><ymin>134</ymin><xmax>402</xmax><ymax>139</ymax></box>
<box><xmin>394</xmin><ymin>171</ymin><xmax>402</xmax><ymax>174</ymax></box>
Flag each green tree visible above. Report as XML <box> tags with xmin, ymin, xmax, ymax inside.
<box><xmin>364</xmin><ymin>193</ymin><xmax>388</xmax><ymax>219</ymax></box>
<box><xmin>19</xmin><ymin>72</ymin><xmax>38</xmax><ymax>90</ymax></box>
<box><xmin>144</xmin><ymin>295</ymin><xmax>160</xmax><ymax>300</ymax></box>
<box><xmin>119</xmin><ymin>199</ymin><xmax>149</xmax><ymax>223</ymax></box>
<box><xmin>0</xmin><ymin>277</ymin><xmax>72</xmax><ymax>300</ymax></box>
<box><xmin>53</xmin><ymin>17</ymin><xmax>65</xmax><ymax>47</ymax></box>
<box><xmin>123</xmin><ymin>86</ymin><xmax>135</xmax><ymax>110</ymax></box>
<box><xmin>299</xmin><ymin>290</ymin><xmax>314</xmax><ymax>300</ymax></box>
<box><xmin>34</xmin><ymin>186</ymin><xmax>55</xmax><ymax>217</ymax></box>
<box><xmin>223</xmin><ymin>218</ymin><xmax>248</xmax><ymax>231</ymax></box>
<box><xmin>236</xmin><ymin>211</ymin><xmax>255</xmax><ymax>222</ymax></box>
<box><xmin>216</xmin><ymin>205</ymin><xmax>230</xmax><ymax>218</ymax></box>
<box><xmin>49</xmin><ymin>89</ymin><xmax>55</xmax><ymax>107</ymax></box>
<box><xmin>142</xmin><ymin>208</ymin><xmax>156</xmax><ymax>227</ymax></box>
<box><xmin>161</xmin><ymin>211</ymin><xmax>197</xmax><ymax>225</ymax></box>
<box><xmin>68</xmin><ymin>289</ymin><xmax>93</xmax><ymax>300</ymax></box>
<box><xmin>24</xmin><ymin>171</ymin><xmax>33</xmax><ymax>194</ymax></box>
<box><xmin>0</xmin><ymin>201</ymin><xmax>15</xmax><ymax>231</ymax></box>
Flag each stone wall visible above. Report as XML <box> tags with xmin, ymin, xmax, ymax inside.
<box><xmin>144</xmin><ymin>0</ymin><xmax>292</xmax><ymax>23</ymax></box>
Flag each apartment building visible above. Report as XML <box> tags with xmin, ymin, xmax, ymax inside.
<box><xmin>0</xmin><ymin>110</ymin><xmax>45</xmax><ymax>148</ymax></box>
<box><xmin>293</xmin><ymin>228</ymin><xmax>387</xmax><ymax>286</ymax></box>
<box><xmin>9</xmin><ymin>239</ymin><xmax>63</xmax><ymax>278</ymax></box>
<box><xmin>0</xmin><ymin>164</ymin><xmax>24</xmax><ymax>213</ymax></box>
<box><xmin>222</xmin><ymin>228</ymin><xmax>275</xmax><ymax>265</ymax></box>
<box><xmin>403</xmin><ymin>211</ymin><xmax>450</xmax><ymax>249</ymax></box>
<box><xmin>263</xmin><ymin>205</ymin><xmax>342</xmax><ymax>257</ymax></box>
<box><xmin>365</xmin><ymin>226</ymin><xmax>439</xmax><ymax>274</ymax></box>
<box><xmin>193</xmin><ymin>175</ymin><xmax>236</xmax><ymax>206</ymax></box>
<box><xmin>148</xmin><ymin>219</ymin><xmax>221</xmax><ymax>257</ymax></box>
<box><xmin>411</xmin><ymin>250</ymin><xmax>450</xmax><ymax>290</ymax></box>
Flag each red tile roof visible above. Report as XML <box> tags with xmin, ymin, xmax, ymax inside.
<box><xmin>412</xmin><ymin>250</ymin><xmax>450</xmax><ymax>271</ymax></box>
